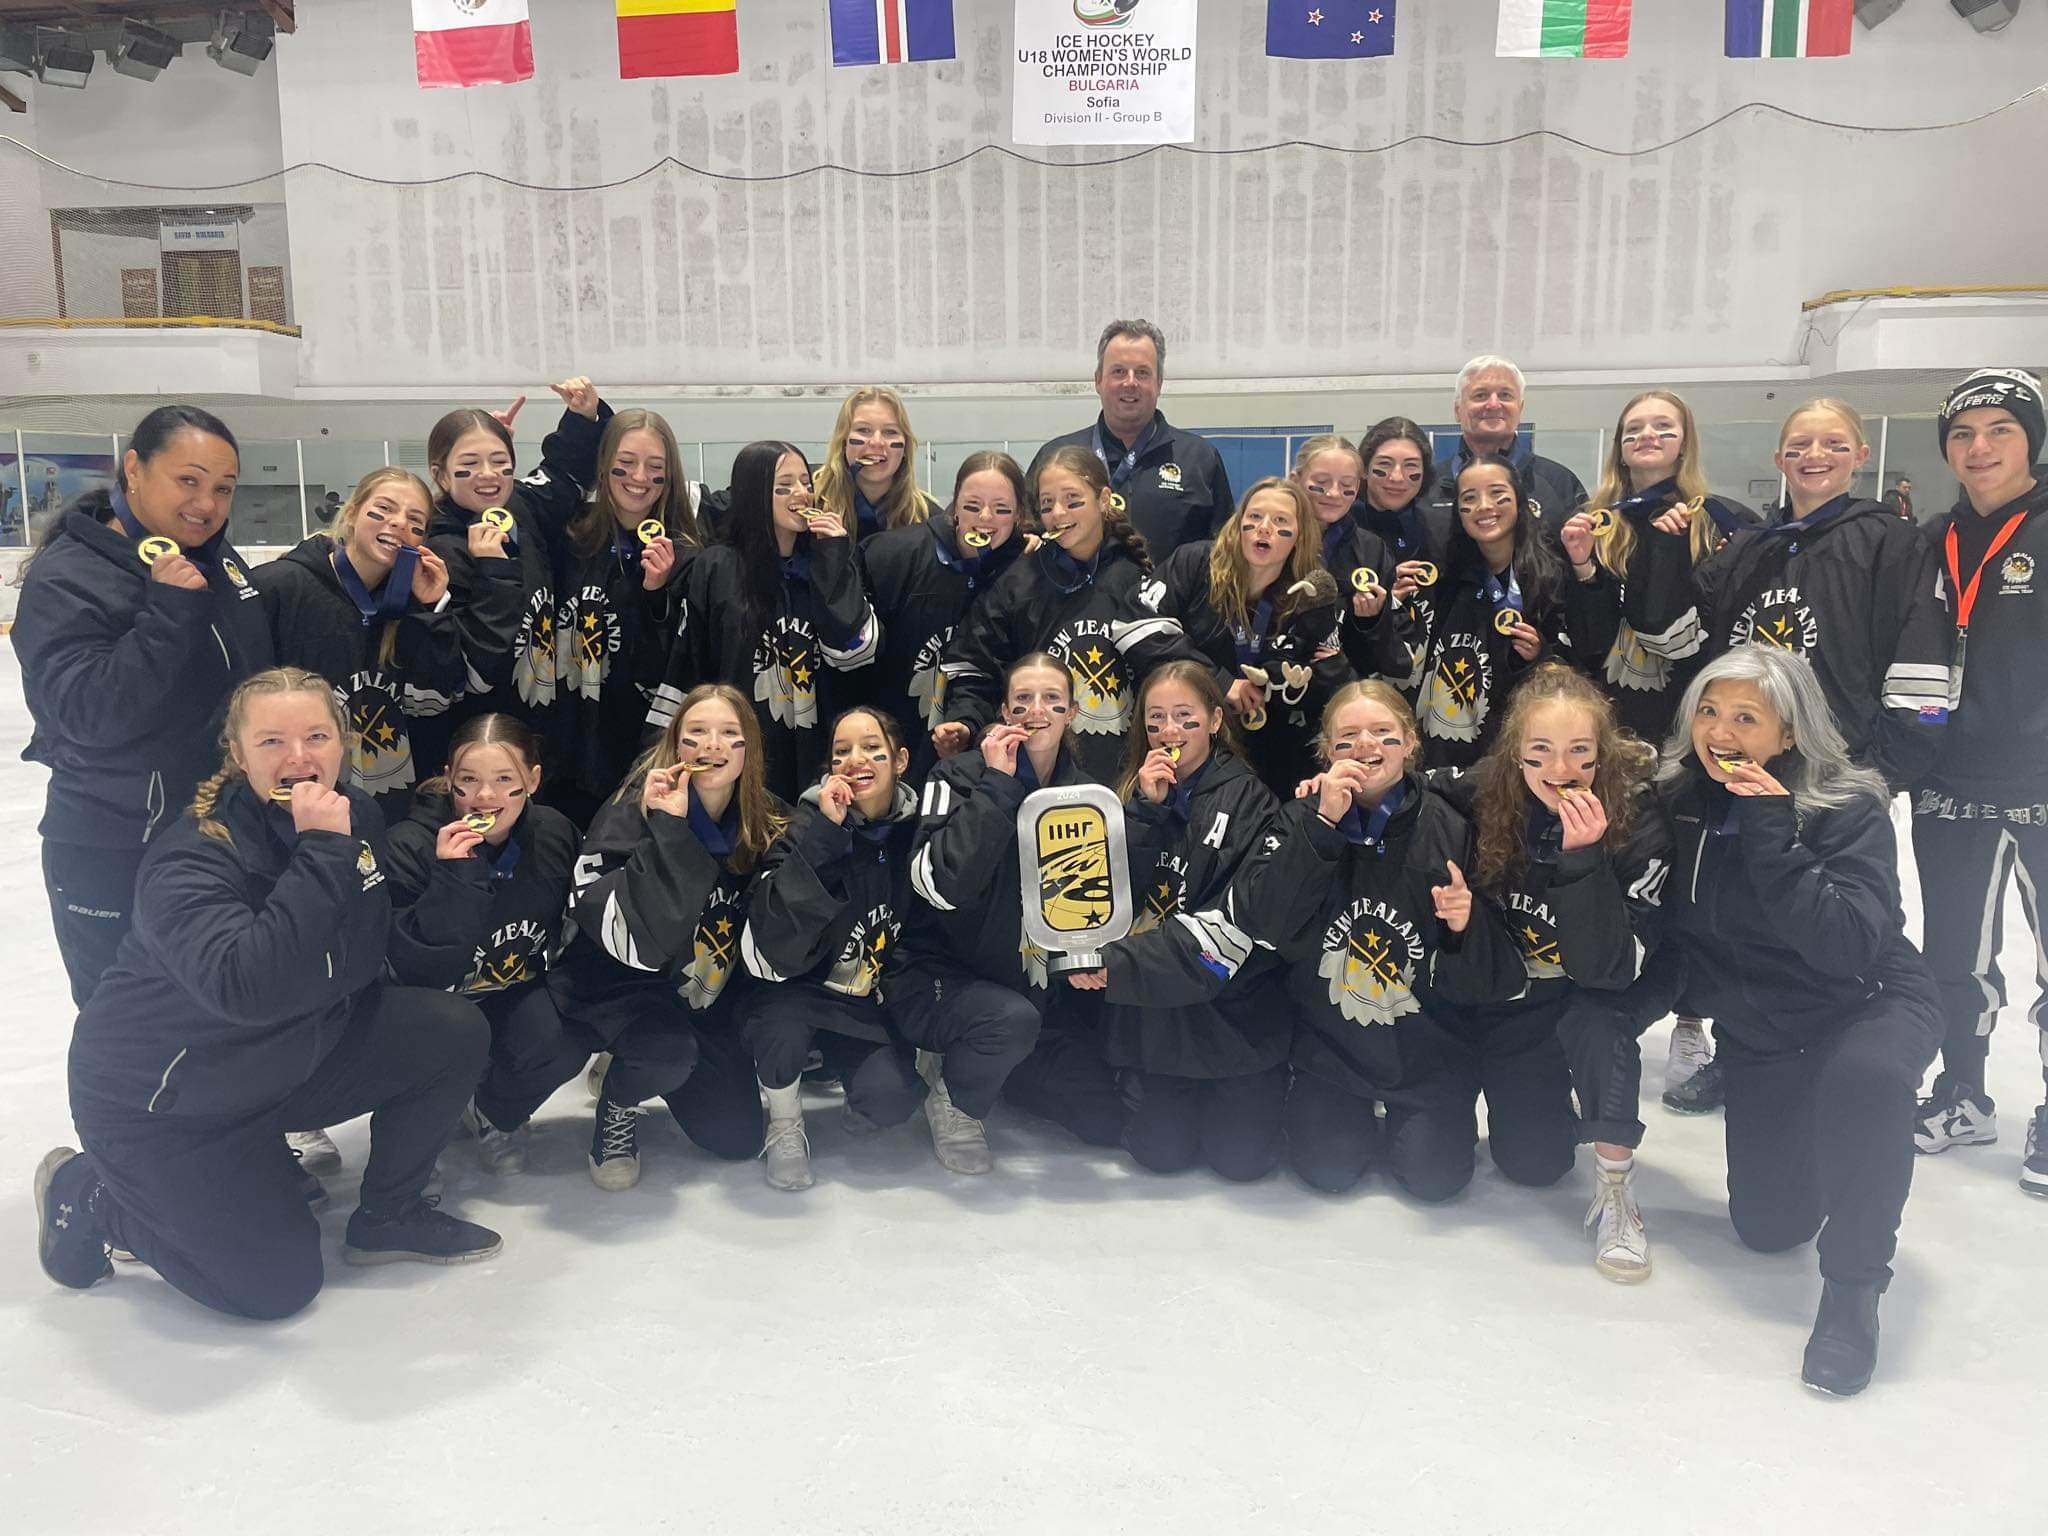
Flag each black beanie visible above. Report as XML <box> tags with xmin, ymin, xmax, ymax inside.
<box><xmin>1938</xmin><ymin>368</ymin><xmax>2046</xmax><ymax>466</ymax></box>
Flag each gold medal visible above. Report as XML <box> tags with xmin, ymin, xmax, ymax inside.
<box><xmin>480</xmin><ymin>507</ymin><xmax>514</xmax><ymax>532</ymax></box>
<box><xmin>1164</xmin><ymin>744</ymin><xmax>1183</xmax><ymax>763</ymax></box>
<box><xmin>962</xmin><ymin>528</ymin><xmax>993</xmax><ymax>549</ymax></box>
<box><xmin>1109</xmin><ymin>492</ymin><xmax>1128</xmax><ymax>514</ymax></box>
<box><xmin>1494</xmin><ymin>608</ymin><xmax>1524</xmax><ymax>636</ymax></box>
<box><xmin>463</xmin><ymin>811</ymin><xmax>497</xmax><ymax>834</ymax></box>
<box><xmin>1588</xmin><ymin>507</ymin><xmax>1616</xmax><ymax>535</ymax></box>
<box><xmin>1412</xmin><ymin>561</ymin><xmax>1439</xmax><ymax>587</ymax></box>
<box><xmin>1351</xmin><ymin>566</ymin><xmax>1379</xmax><ymax>594</ymax></box>
<box><xmin>1715</xmin><ymin>754</ymin><xmax>1748</xmax><ymax>773</ymax></box>
<box><xmin>137</xmin><ymin>535</ymin><xmax>180</xmax><ymax>566</ymax></box>
<box><xmin>636</xmin><ymin>519</ymin><xmax>665</xmax><ymax>546</ymax></box>
<box><xmin>1242</xmin><ymin>707</ymin><xmax>1268</xmax><ymax>732</ymax></box>
<box><xmin>268</xmin><ymin>784</ymin><xmax>296</xmax><ymax>804</ymax></box>
<box><xmin>682</xmin><ymin>760</ymin><xmax>719</xmax><ymax>774</ymax></box>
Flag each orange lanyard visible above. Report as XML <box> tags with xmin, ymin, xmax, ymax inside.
<box><xmin>1945</xmin><ymin>512</ymin><xmax>2030</xmax><ymax>634</ymax></box>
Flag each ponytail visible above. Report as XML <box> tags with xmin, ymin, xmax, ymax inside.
<box><xmin>192</xmin><ymin>767</ymin><xmax>238</xmax><ymax>847</ymax></box>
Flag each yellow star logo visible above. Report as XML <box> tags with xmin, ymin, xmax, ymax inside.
<box><xmin>1086</xmin><ymin>646</ymin><xmax>1104</xmax><ymax>664</ymax></box>
<box><xmin>582</xmin><ymin>612</ymin><xmax>598</xmax><ymax>633</ymax></box>
<box><xmin>716</xmin><ymin>918</ymin><xmax>732</xmax><ymax>936</ymax></box>
<box><xmin>377</xmin><ymin>724</ymin><xmax>397</xmax><ymax>746</ymax></box>
<box><xmin>793</xmin><ymin>666</ymin><xmax>812</xmax><ymax>685</ymax></box>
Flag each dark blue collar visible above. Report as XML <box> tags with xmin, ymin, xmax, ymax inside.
<box><xmin>1619</xmin><ymin>478</ymin><xmax>1680</xmax><ymax>515</ymax></box>
<box><xmin>1770</xmin><ymin>493</ymin><xmax>1854</xmax><ymax>537</ymax></box>
<box><xmin>1338</xmin><ymin>778</ymin><xmax>1408</xmax><ymax>849</ymax></box>
<box><xmin>782</xmin><ymin>544</ymin><xmax>813</xmax><ymax>585</ymax></box>
<box><xmin>1164</xmin><ymin>753</ymin><xmax>1213</xmax><ymax>824</ymax></box>
<box><xmin>1364</xmin><ymin>497</ymin><xmax>1426</xmax><ymax>556</ymax></box>
<box><xmin>484</xmin><ymin>824</ymin><xmax>525</xmax><ymax>881</ymax></box>
<box><xmin>1524</xmin><ymin>800</ymin><xmax>1564</xmax><ymax>863</ymax></box>
<box><xmin>111</xmin><ymin>485</ymin><xmax>226</xmax><ymax>568</ymax></box>
<box><xmin>1479</xmin><ymin>563</ymin><xmax>1523</xmax><ymax>615</ymax></box>
<box><xmin>1454</xmin><ymin>436</ymin><xmax>1533</xmax><ymax>476</ymax></box>
<box><xmin>931</xmin><ymin>519</ymin><xmax>988</xmax><ymax>586</ymax></box>
<box><xmin>1015</xmin><ymin>747</ymin><xmax>1044</xmax><ymax>791</ymax></box>
<box><xmin>1046</xmin><ymin>543</ymin><xmax>1103</xmax><ymax>594</ymax></box>
<box><xmin>1092</xmin><ymin>414</ymin><xmax>1163</xmax><ymax>489</ymax></box>
<box><xmin>1321</xmin><ymin>520</ymin><xmax>1351</xmax><ymax>567</ymax></box>
<box><xmin>331</xmin><ymin>545</ymin><xmax>417</xmax><ymax>625</ymax></box>
<box><xmin>687</xmin><ymin>794</ymin><xmax>740</xmax><ymax>857</ymax></box>
<box><xmin>1234</xmin><ymin>592</ymin><xmax>1276</xmax><ymax>666</ymax></box>
<box><xmin>852</xmin><ymin>486</ymin><xmax>884</xmax><ymax>539</ymax></box>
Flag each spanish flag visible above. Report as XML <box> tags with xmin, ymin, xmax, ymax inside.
<box><xmin>618</xmin><ymin>0</ymin><xmax>739</xmax><ymax>79</ymax></box>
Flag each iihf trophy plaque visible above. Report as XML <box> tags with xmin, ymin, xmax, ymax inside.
<box><xmin>1016</xmin><ymin>784</ymin><xmax>1133</xmax><ymax>975</ymax></box>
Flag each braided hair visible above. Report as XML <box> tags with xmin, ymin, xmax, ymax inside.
<box><xmin>191</xmin><ymin>667</ymin><xmax>350</xmax><ymax>847</ymax></box>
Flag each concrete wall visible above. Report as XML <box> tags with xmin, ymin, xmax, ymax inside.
<box><xmin>263</xmin><ymin>0</ymin><xmax>2048</xmax><ymax>391</ymax></box>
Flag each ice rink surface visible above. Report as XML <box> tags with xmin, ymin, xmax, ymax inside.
<box><xmin>1</xmin><ymin>644</ymin><xmax>2042</xmax><ymax>1535</ymax></box>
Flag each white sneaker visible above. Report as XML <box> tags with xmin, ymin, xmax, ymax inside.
<box><xmin>588</xmin><ymin>1101</ymin><xmax>641</xmax><ymax>1192</ymax></box>
<box><xmin>761</xmin><ymin>1081</ymin><xmax>813</xmax><ymax>1191</ymax></box>
<box><xmin>286</xmin><ymin>1128</ymin><xmax>343</xmax><ymax>1176</ymax></box>
<box><xmin>464</xmin><ymin>1100</ymin><xmax>527</xmax><ymax>1176</ymax></box>
<box><xmin>1665</xmin><ymin>1018</ymin><xmax>1712</xmax><ymax>1091</ymax></box>
<box><xmin>1585</xmin><ymin>1158</ymin><xmax>1651</xmax><ymax>1284</ymax></box>
<box><xmin>917</xmin><ymin>1049</ymin><xmax>993</xmax><ymax>1175</ymax></box>
<box><xmin>585</xmin><ymin>1053</ymin><xmax>611</xmax><ymax>1103</ymax></box>
<box><xmin>1913</xmin><ymin>1083</ymin><xmax>1997</xmax><ymax>1155</ymax></box>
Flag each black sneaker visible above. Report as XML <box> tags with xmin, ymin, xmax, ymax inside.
<box><xmin>1801</xmin><ymin>1280</ymin><xmax>1881</xmax><ymax>1397</ymax></box>
<box><xmin>1662</xmin><ymin>1056</ymin><xmax>1727</xmax><ymax>1114</ymax></box>
<box><xmin>342</xmin><ymin>1197</ymin><xmax>502</xmax><ymax>1267</ymax></box>
<box><xmin>2022</xmin><ymin>1106</ymin><xmax>2048</xmax><ymax>1198</ymax></box>
<box><xmin>35</xmin><ymin>1147</ymin><xmax>112</xmax><ymax>1290</ymax></box>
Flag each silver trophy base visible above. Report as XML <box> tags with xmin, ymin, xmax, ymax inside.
<box><xmin>1049</xmin><ymin>951</ymin><xmax>1105</xmax><ymax>975</ymax></box>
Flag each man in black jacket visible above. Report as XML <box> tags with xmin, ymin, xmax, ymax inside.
<box><xmin>1029</xmin><ymin>319</ymin><xmax>1235</xmax><ymax>555</ymax></box>
<box><xmin>1910</xmin><ymin>367</ymin><xmax>2048</xmax><ymax>1198</ymax></box>
<box><xmin>1427</xmin><ymin>355</ymin><xmax>1588</xmax><ymax>535</ymax></box>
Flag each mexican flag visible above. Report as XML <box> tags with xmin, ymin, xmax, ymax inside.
<box><xmin>414</xmin><ymin>0</ymin><xmax>534</xmax><ymax>89</ymax></box>
<box><xmin>1496</xmin><ymin>0</ymin><xmax>1633</xmax><ymax>58</ymax></box>
<box><xmin>1725</xmin><ymin>0</ymin><xmax>1854</xmax><ymax>58</ymax></box>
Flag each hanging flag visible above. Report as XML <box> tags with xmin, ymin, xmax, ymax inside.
<box><xmin>1266</xmin><ymin>1</ymin><xmax>1396</xmax><ymax>59</ymax></box>
<box><xmin>1725</xmin><ymin>0</ymin><xmax>1854</xmax><ymax>57</ymax></box>
<box><xmin>618</xmin><ymin>0</ymin><xmax>738</xmax><ymax>77</ymax></box>
<box><xmin>413</xmin><ymin>0</ymin><xmax>534</xmax><ymax>89</ymax></box>
<box><xmin>1496</xmin><ymin>0</ymin><xmax>1632</xmax><ymax>58</ymax></box>
<box><xmin>829</xmin><ymin>0</ymin><xmax>955</xmax><ymax>67</ymax></box>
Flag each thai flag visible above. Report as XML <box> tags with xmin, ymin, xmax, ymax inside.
<box><xmin>829</xmin><ymin>0</ymin><xmax>955</xmax><ymax>66</ymax></box>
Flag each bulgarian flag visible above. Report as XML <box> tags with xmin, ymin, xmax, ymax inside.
<box><xmin>618</xmin><ymin>0</ymin><xmax>739</xmax><ymax>77</ymax></box>
<box><xmin>1496</xmin><ymin>0</ymin><xmax>1633</xmax><ymax>58</ymax></box>
<box><xmin>1725</xmin><ymin>0</ymin><xmax>1853</xmax><ymax>58</ymax></box>
<box><xmin>413</xmin><ymin>0</ymin><xmax>534</xmax><ymax>89</ymax></box>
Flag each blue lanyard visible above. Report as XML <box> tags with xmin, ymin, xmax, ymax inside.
<box><xmin>1092</xmin><ymin>418</ymin><xmax>1159</xmax><ymax>490</ymax></box>
<box><xmin>1479</xmin><ymin>565</ymin><xmax>1523</xmax><ymax>617</ymax></box>
<box><xmin>332</xmin><ymin>546</ymin><xmax>417</xmax><ymax>625</ymax></box>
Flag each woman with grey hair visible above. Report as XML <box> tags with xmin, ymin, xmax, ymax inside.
<box><xmin>1616</xmin><ymin>645</ymin><xmax>1939</xmax><ymax>1396</ymax></box>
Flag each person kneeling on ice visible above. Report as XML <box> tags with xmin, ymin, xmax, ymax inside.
<box><xmin>37</xmin><ymin>668</ymin><xmax>501</xmax><ymax>1320</ymax></box>
<box><xmin>1231</xmin><ymin>681</ymin><xmax>1526</xmax><ymax>1198</ymax></box>
<box><xmin>743</xmin><ymin>707</ymin><xmax>1029</xmax><ymax>1188</ymax></box>
<box><xmin>1623</xmin><ymin>646</ymin><xmax>1941</xmax><ymax>1395</ymax></box>
<box><xmin>383</xmin><ymin>714</ymin><xmax>584</xmax><ymax>1177</ymax></box>
<box><xmin>550</xmin><ymin>685</ymin><xmax>784</xmax><ymax>1190</ymax></box>
<box><xmin>1432</xmin><ymin>666</ymin><xmax>1671</xmax><ymax>1282</ymax></box>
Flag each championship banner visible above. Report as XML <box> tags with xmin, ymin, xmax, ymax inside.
<box><xmin>1016</xmin><ymin>784</ymin><xmax>1134</xmax><ymax>975</ymax></box>
<box><xmin>1011</xmin><ymin>0</ymin><xmax>1199</xmax><ymax>147</ymax></box>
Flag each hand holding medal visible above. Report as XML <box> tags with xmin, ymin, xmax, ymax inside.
<box><xmin>139</xmin><ymin>534</ymin><xmax>207</xmax><ymax>592</ymax></box>
<box><xmin>638</xmin><ymin>519</ymin><xmax>676</xmax><ymax>590</ymax></box>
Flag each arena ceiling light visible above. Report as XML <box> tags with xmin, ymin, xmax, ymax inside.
<box><xmin>34</xmin><ymin>28</ymin><xmax>95</xmax><ymax>89</ymax></box>
<box><xmin>206</xmin><ymin>9</ymin><xmax>274</xmax><ymax>76</ymax></box>
<box><xmin>108</xmin><ymin>18</ymin><xmax>183</xmax><ymax>82</ymax></box>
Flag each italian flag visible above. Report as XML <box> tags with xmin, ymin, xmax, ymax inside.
<box><xmin>414</xmin><ymin>0</ymin><xmax>534</xmax><ymax>89</ymax></box>
<box><xmin>1496</xmin><ymin>0</ymin><xmax>1633</xmax><ymax>58</ymax></box>
<box><xmin>1725</xmin><ymin>0</ymin><xmax>1853</xmax><ymax>59</ymax></box>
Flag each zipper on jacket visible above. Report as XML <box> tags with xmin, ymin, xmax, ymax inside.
<box><xmin>1688</xmin><ymin>826</ymin><xmax>1707</xmax><ymax>906</ymax></box>
<box><xmin>143</xmin><ymin>770</ymin><xmax>166</xmax><ymax>843</ymax></box>
<box><xmin>146</xmin><ymin>1047</ymin><xmax>189</xmax><ymax>1113</ymax></box>
<box><xmin>210</xmin><ymin>623</ymin><xmax>231</xmax><ymax>671</ymax></box>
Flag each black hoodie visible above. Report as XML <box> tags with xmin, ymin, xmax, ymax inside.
<box><xmin>421</xmin><ymin>403</ymin><xmax>610</xmax><ymax>764</ymax></box>
<box><xmin>857</xmin><ymin>511</ymin><xmax>1030</xmax><ymax>785</ymax></box>
<box><xmin>740</xmin><ymin>784</ymin><xmax>919</xmax><ymax>1041</ymax></box>
<box><xmin>1621</xmin><ymin>763</ymin><xmax>1940</xmax><ymax>1052</ymax></box>
<box><xmin>907</xmin><ymin>740</ymin><xmax>1098</xmax><ymax>1006</ymax></box>
<box><xmin>67</xmin><ymin>781</ymin><xmax>460</xmax><ymax>1118</ymax></box>
<box><xmin>1099</xmin><ymin>751</ymin><xmax>1290</xmax><ymax>1079</ymax></box>
<box><xmin>553</xmin><ymin>520</ymin><xmax>686</xmax><ymax>809</ymax></box>
<box><xmin>383</xmin><ymin>789</ymin><xmax>582</xmax><ymax>996</ymax></box>
<box><xmin>1919</xmin><ymin>477</ymin><xmax>2048</xmax><ymax>805</ymax></box>
<box><xmin>15</xmin><ymin>494</ymin><xmax>274</xmax><ymax>848</ymax></box>
<box><xmin>938</xmin><ymin>539</ymin><xmax>1210</xmax><ymax>784</ymax></box>
<box><xmin>256</xmin><ymin>536</ymin><xmax>468</xmax><ymax>822</ymax></box>
<box><xmin>1228</xmin><ymin>780</ymin><xmax>1525</xmax><ymax>1099</ymax></box>
<box><xmin>1698</xmin><ymin>495</ymin><xmax>1949</xmax><ymax>790</ymax></box>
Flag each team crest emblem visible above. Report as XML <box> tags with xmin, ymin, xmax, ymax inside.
<box><xmin>752</xmin><ymin>619</ymin><xmax>820</xmax><ymax>729</ymax></box>
<box><xmin>681</xmin><ymin>902</ymin><xmax>741</xmax><ymax>1011</ymax></box>
<box><xmin>1157</xmin><ymin>463</ymin><xmax>1183</xmax><ymax>488</ymax></box>
<box><xmin>1604</xmin><ymin>621</ymin><xmax>1668</xmax><ymax>694</ymax></box>
<box><xmin>907</xmin><ymin>629</ymin><xmax>953</xmax><ymax>727</ymax></box>
<box><xmin>1418</xmin><ymin>639</ymin><xmax>1491</xmax><ymax>744</ymax></box>
<box><xmin>1319</xmin><ymin>907</ymin><xmax>1422</xmax><ymax>1028</ymax></box>
<box><xmin>1064</xmin><ymin>643</ymin><xmax>1127</xmax><ymax>737</ymax></box>
<box><xmin>558</xmin><ymin>587</ymin><xmax>621</xmax><ymax>703</ymax></box>
<box><xmin>223</xmin><ymin>558</ymin><xmax>247</xmax><ymax>588</ymax></box>
<box><xmin>1732</xmin><ymin>588</ymin><xmax>1819</xmax><ymax>655</ymax></box>
<box><xmin>1132</xmin><ymin>868</ymin><xmax>1182</xmax><ymax>936</ymax></box>
<box><xmin>343</xmin><ymin>676</ymin><xmax>414</xmax><ymax>795</ymax></box>
<box><xmin>473</xmin><ymin>948</ymin><xmax>531</xmax><ymax>991</ymax></box>
<box><xmin>2002</xmin><ymin>553</ymin><xmax>2035</xmax><ymax>593</ymax></box>
<box><xmin>1511</xmin><ymin>908</ymin><xmax>1566</xmax><ymax>980</ymax></box>
<box><xmin>512</xmin><ymin>591</ymin><xmax>558</xmax><ymax>707</ymax></box>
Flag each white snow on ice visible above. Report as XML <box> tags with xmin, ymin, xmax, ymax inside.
<box><xmin>0</xmin><ymin>641</ymin><xmax>2041</xmax><ymax>1534</ymax></box>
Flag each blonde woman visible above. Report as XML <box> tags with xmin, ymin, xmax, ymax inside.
<box><xmin>811</xmin><ymin>385</ymin><xmax>937</xmax><ymax>539</ymax></box>
<box><xmin>38</xmin><ymin>668</ymin><xmax>501</xmax><ymax>1319</ymax></box>
<box><xmin>255</xmin><ymin>466</ymin><xmax>463</xmax><ymax>822</ymax></box>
